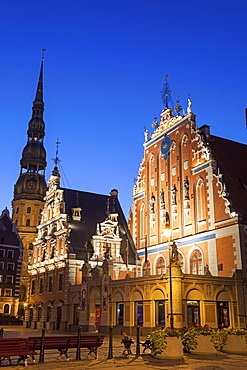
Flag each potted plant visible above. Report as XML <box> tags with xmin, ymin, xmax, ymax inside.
<box><xmin>149</xmin><ymin>328</ymin><xmax>183</xmax><ymax>359</ymax></box>
<box><xmin>182</xmin><ymin>325</ymin><xmax>227</xmax><ymax>355</ymax></box>
<box><xmin>221</xmin><ymin>328</ymin><xmax>247</xmax><ymax>354</ymax></box>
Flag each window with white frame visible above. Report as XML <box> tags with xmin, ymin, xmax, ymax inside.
<box><xmin>6</xmin><ymin>275</ymin><xmax>14</xmax><ymax>284</ymax></box>
<box><xmin>0</xmin><ymin>249</ymin><xmax>4</xmax><ymax>257</ymax></box>
<box><xmin>7</xmin><ymin>263</ymin><xmax>14</xmax><ymax>271</ymax></box>
<box><xmin>4</xmin><ymin>288</ymin><xmax>12</xmax><ymax>297</ymax></box>
<box><xmin>156</xmin><ymin>256</ymin><xmax>166</xmax><ymax>275</ymax></box>
<box><xmin>7</xmin><ymin>250</ymin><xmax>14</xmax><ymax>259</ymax></box>
<box><xmin>0</xmin><ymin>262</ymin><xmax>4</xmax><ymax>270</ymax></box>
<box><xmin>190</xmin><ymin>249</ymin><xmax>203</xmax><ymax>275</ymax></box>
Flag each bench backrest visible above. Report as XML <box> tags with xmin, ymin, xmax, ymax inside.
<box><xmin>28</xmin><ymin>335</ymin><xmax>105</xmax><ymax>350</ymax></box>
<box><xmin>0</xmin><ymin>338</ymin><xmax>31</xmax><ymax>354</ymax></box>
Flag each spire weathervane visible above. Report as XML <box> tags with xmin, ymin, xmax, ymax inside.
<box><xmin>52</xmin><ymin>138</ymin><xmax>61</xmax><ymax>176</ymax></box>
<box><xmin>161</xmin><ymin>75</ymin><xmax>174</xmax><ymax>109</ymax></box>
<box><xmin>41</xmin><ymin>49</ymin><xmax>46</xmax><ymax>61</ymax></box>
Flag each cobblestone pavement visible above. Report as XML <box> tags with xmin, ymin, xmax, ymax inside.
<box><xmin>1</xmin><ymin>326</ymin><xmax>247</xmax><ymax>369</ymax></box>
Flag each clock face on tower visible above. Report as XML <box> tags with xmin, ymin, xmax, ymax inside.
<box><xmin>161</xmin><ymin>135</ymin><xmax>171</xmax><ymax>160</ymax></box>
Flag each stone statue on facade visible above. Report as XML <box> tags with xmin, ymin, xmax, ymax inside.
<box><xmin>149</xmin><ymin>194</ymin><xmax>155</xmax><ymax>213</ymax></box>
<box><xmin>171</xmin><ymin>185</ymin><xmax>177</xmax><ymax>205</ymax></box>
<box><xmin>159</xmin><ymin>191</ymin><xmax>165</xmax><ymax>209</ymax></box>
<box><xmin>171</xmin><ymin>242</ymin><xmax>179</xmax><ymax>263</ymax></box>
<box><xmin>184</xmin><ymin>178</ymin><xmax>189</xmax><ymax>200</ymax></box>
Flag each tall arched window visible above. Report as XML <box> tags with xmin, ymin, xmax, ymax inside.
<box><xmin>27</xmin><ymin>207</ymin><xmax>31</xmax><ymax>214</ymax></box>
<box><xmin>26</xmin><ymin>219</ymin><xmax>30</xmax><ymax>226</ymax></box>
<box><xmin>4</xmin><ymin>304</ymin><xmax>10</xmax><ymax>314</ymax></box>
<box><xmin>140</xmin><ymin>204</ymin><xmax>145</xmax><ymax>240</ymax></box>
<box><xmin>143</xmin><ymin>260</ymin><xmax>151</xmax><ymax>276</ymax></box>
<box><xmin>190</xmin><ymin>249</ymin><xmax>203</xmax><ymax>275</ymax></box>
<box><xmin>196</xmin><ymin>179</ymin><xmax>206</xmax><ymax>222</ymax></box>
<box><xmin>178</xmin><ymin>252</ymin><xmax>184</xmax><ymax>271</ymax></box>
<box><xmin>156</xmin><ymin>256</ymin><xmax>166</xmax><ymax>275</ymax></box>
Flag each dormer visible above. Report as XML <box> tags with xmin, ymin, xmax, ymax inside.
<box><xmin>71</xmin><ymin>207</ymin><xmax>82</xmax><ymax>221</ymax></box>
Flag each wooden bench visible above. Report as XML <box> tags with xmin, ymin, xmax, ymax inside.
<box><xmin>0</xmin><ymin>338</ymin><xmax>37</xmax><ymax>367</ymax></box>
<box><xmin>28</xmin><ymin>334</ymin><xmax>105</xmax><ymax>360</ymax></box>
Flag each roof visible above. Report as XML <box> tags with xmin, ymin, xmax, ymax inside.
<box><xmin>209</xmin><ymin>135</ymin><xmax>247</xmax><ymax>220</ymax></box>
<box><xmin>0</xmin><ymin>208</ymin><xmax>23</xmax><ymax>247</ymax></box>
<box><xmin>62</xmin><ymin>188</ymin><xmax>137</xmax><ymax>263</ymax></box>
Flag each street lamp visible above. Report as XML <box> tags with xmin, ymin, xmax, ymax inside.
<box><xmin>164</xmin><ymin>224</ymin><xmax>174</xmax><ymax>329</ymax></box>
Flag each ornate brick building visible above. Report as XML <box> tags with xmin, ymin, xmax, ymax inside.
<box><xmin>130</xmin><ymin>103</ymin><xmax>247</xmax><ymax>279</ymax></box>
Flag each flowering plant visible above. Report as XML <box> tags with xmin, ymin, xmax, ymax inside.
<box><xmin>182</xmin><ymin>325</ymin><xmax>227</xmax><ymax>352</ymax></box>
<box><xmin>149</xmin><ymin>328</ymin><xmax>181</xmax><ymax>354</ymax></box>
<box><xmin>222</xmin><ymin>327</ymin><xmax>247</xmax><ymax>344</ymax></box>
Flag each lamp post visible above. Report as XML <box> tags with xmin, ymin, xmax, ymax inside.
<box><xmin>164</xmin><ymin>225</ymin><xmax>174</xmax><ymax>329</ymax></box>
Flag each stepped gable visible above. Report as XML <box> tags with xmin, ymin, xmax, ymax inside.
<box><xmin>62</xmin><ymin>188</ymin><xmax>136</xmax><ymax>262</ymax></box>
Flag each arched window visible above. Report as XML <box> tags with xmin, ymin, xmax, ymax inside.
<box><xmin>156</xmin><ymin>256</ymin><xmax>166</xmax><ymax>275</ymax></box>
<box><xmin>178</xmin><ymin>252</ymin><xmax>184</xmax><ymax>271</ymax></box>
<box><xmin>26</xmin><ymin>219</ymin><xmax>30</xmax><ymax>226</ymax></box>
<box><xmin>4</xmin><ymin>304</ymin><xmax>10</xmax><ymax>314</ymax></box>
<box><xmin>143</xmin><ymin>260</ymin><xmax>151</xmax><ymax>276</ymax></box>
<box><xmin>196</xmin><ymin>179</ymin><xmax>206</xmax><ymax>222</ymax></box>
<box><xmin>140</xmin><ymin>204</ymin><xmax>145</xmax><ymax>240</ymax></box>
<box><xmin>15</xmin><ymin>219</ymin><xmax>18</xmax><ymax>226</ymax></box>
<box><xmin>16</xmin><ymin>207</ymin><xmax>19</xmax><ymax>214</ymax></box>
<box><xmin>190</xmin><ymin>249</ymin><xmax>203</xmax><ymax>275</ymax></box>
<box><xmin>27</xmin><ymin>207</ymin><xmax>31</xmax><ymax>214</ymax></box>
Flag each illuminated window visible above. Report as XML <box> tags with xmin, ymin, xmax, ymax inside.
<box><xmin>116</xmin><ymin>302</ymin><xmax>124</xmax><ymax>326</ymax></box>
<box><xmin>196</xmin><ymin>179</ymin><xmax>206</xmax><ymax>222</ymax></box>
<box><xmin>155</xmin><ymin>300</ymin><xmax>165</xmax><ymax>326</ymax></box>
<box><xmin>190</xmin><ymin>249</ymin><xmax>203</xmax><ymax>275</ymax></box>
<box><xmin>143</xmin><ymin>260</ymin><xmax>151</xmax><ymax>275</ymax></box>
<box><xmin>156</xmin><ymin>256</ymin><xmax>165</xmax><ymax>275</ymax></box>
<box><xmin>140</xmin><ymin>204</ymin><xmax>145</xmax><ymax>240</ymax></box>
<box><xmin>135</xmin><ymin>301</ymin><xmax>143</xmax><ymax>326</ymax></box>
<box><xmin>178</xmin><ymin>252</ymin><xmax>184</xmax><ymax>271</ymax></box>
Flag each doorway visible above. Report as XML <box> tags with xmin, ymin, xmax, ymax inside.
<box><xmin>56</xmin><ymin>306</ymin><xmax>62</xmax><ymax>330</ymax></box>
<box><xmin>95</xmin><ymin>304</ymin><xmax>100</xmax><ymax>331</ymax></box>
<box><xmin>187</xmin><ymin>300</ymin><xmax>200</xmax><ymax>325</ymax></box>
<box><xmin>217</xmin><ymin>301</ymin><xmax>229</xmax><ymax>328</ymax></box>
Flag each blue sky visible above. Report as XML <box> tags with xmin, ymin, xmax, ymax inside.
<box><xmin>1</xmin><ymin>0</ymin><xmax>247</xmax><ymax>218</ymax></box>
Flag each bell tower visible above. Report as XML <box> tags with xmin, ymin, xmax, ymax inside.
<box><xmin>12</xmin><ymin>54</ymin><xmax>47</xmax><ymax>304</ymax></box>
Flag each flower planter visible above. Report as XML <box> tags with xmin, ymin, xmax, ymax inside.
<box><xmin>191</xmin><ymin>335</ymin><xmax>217</xmax><ymax>355</ymax></box>
<box><xmin>222</xmin><ymin>335</ymin><xmax>247</xmax><ymax>354</ymax></box>
<box><xmin>154</xmin><ymin>337</ymin><xmax>183</xmax><ymax>360</ymax></box>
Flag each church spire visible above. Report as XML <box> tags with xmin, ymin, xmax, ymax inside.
<box><xmin>13</xmin><ymin>53</ymin><xmax>47</xmax><ymax>202</ymax></box>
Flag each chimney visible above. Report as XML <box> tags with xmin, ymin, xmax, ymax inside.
<box><xmin>199</xmin><ymin>124</ymin><xmax>210</xmax><ymax>139</ymax></box>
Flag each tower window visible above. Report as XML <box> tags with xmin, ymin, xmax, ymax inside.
<box><xmin>27</xmin><ymin>207</ymin><xmax>31</xmax><ymax>214</ymax></box>
<box><xmin>26</xmin><ymin>219</ymin><xmax>30</xmax><ymax>226</ymax></box>
<box><xmin>16</xmin><ymin>207</ymin><xmax>19</xmax><ymax>214</ymax></box>
<box><xmin>15</xmin><ymin>219</ymin><xmax>18</xmax><ymax>226</ymax></box>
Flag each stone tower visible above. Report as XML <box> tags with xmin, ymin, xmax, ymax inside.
<box><xmin>12</xmin><ymin>57</ymin><xmax>47</xmax><ymax>305</ymax></box>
